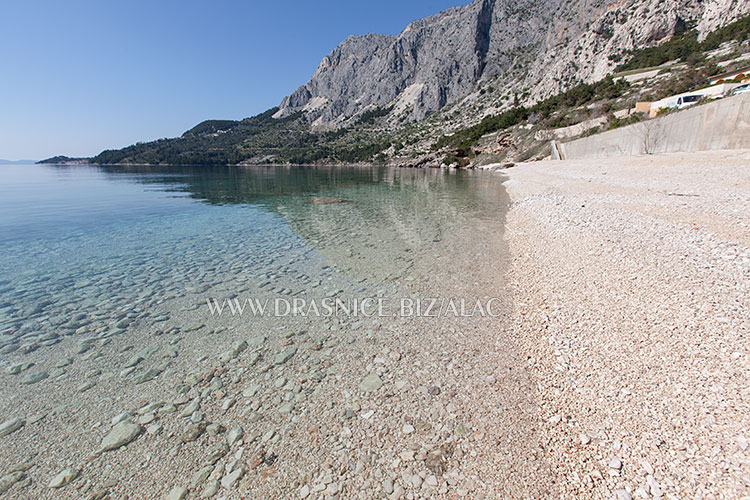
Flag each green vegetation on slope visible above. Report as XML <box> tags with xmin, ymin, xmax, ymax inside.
<box><xmin>37</xmin><ymin>156</ymin><xmax>90</xmax><ymax>164</ymax></box>
<box><xmin>92</xmin><ymin>108</ymin><xmax>393</xmax><ymax>165</ymax></box>
<box><xmin>434</xmin><ymin>14</ymin><xmax>750</xmax><ymax>158</ymax></box>
<box><xmin>182</xmin><ymin>120</ymin><xmax>240</xmax><ymax>137</ymax></box>
<box><xmin>435</xmin><ymin>76</ymin><xmax>630</xmax><ymax>150</ymax></box>
<box><xmin>90</xmin><ymin>14</ymin><xmax>750</xmax><ymax>167</ymax></box>
<box><xmin>615</xmin><ymin>15</ymin><xmax>750</xmax><ymax>71</ymax></box>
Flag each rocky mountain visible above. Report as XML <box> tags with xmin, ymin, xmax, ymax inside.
<box><xmin>87</xmin><ymin>2</ymin><xmax>749</xmax><ymax>167</ymax></box>
<box><xmin>276</xmin><ymin>0</ymin><xmax>750</xmax><ymax>126</ymax></box>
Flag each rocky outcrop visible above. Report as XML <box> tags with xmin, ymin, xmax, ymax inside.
<box><xmin>277</xmin><ymin>0</ymin><xmax>556</xmax><ymax>124</ymax></box>
<box><xmin>276</xmin><ymin>0</ymin><xmax>750</xmax><ymax>125</ymax></box>
<box><xmin>523</xmin><ymin>0</ymin><xmax>750</xmax><ymax>101</ymax></box>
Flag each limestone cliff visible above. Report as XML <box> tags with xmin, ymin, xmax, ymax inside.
<box><xmin>275</xmin><ymin>0</ymin><xmax>750</xmax><ymax>125</ymax></box>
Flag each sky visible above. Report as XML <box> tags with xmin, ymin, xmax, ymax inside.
<box><xmin>0</xmin><ymin>0</ymin><xmax>466</xmax><ymax>161</ymax></box>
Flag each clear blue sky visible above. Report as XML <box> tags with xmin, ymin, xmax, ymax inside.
<box><xmin>0</xmin><ymin>0</ymin><xmax>465</xmax><ymax>160</ymax></box>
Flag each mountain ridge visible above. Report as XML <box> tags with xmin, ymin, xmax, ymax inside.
<box><xmin>83</xmin><ymin>1</ymin><xmax>750</xmax><ymax>167</ymax></box>
<box><xmin>276</xmin><ymin>0</ymin><xmax>749</xmax><ymax>126</ymax></box>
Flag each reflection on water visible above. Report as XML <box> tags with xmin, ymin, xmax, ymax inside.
<box><xmin>0</xmin><ymin>163</ymin><xmax>508</xmax><ymax>349</ymax></box>
<box><xmin>99</xmin><ymin>165</ymin><xmax>510</xmax><ymax>286</ymax></box>
<box><xmin>0</xmin><ymin>163</ymin><xmax>522</xmax><ymax>499</ymax></box>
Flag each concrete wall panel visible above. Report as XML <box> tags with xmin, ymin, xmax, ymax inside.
<box><xmin>558</xmin><ymin>94</ymin><xmax>750</xmax><ymax>159</ymax></box>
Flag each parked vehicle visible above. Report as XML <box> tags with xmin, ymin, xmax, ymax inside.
<box><xmin>649</xmin><ymin>85</ymin><xmax>730</xmax><ymax>117</ymax></box>
<box><xmin>731</xmin><ymin>83</ymin><xmax>750</xmax><ymax>95</ymax></box>
<box><xmin>676</xmin><ymin>95</ymin><xmax>701</xmax><ymax>109</ymax></box>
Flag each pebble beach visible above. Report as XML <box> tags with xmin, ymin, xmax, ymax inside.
<box><xmin>504</xmin><ymin>150</ymin><xmax>750</xmax><ymax>499</ymax></box>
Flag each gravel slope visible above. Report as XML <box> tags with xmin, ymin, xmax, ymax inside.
<box><xmin>503</xmin><ymin>150</ymin><xmax>750</xmax><ymax>499</ymax></box>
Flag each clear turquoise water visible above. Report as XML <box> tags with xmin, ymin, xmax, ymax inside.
<box><xmin>0</xmin><ymin>163</ymin><xmax>518</xmax><ymax>499</ymax></box>
<box><xmin>0</xmin><ymin>164</ymin><xmax>508</xmax><ymax>348</ymax></box>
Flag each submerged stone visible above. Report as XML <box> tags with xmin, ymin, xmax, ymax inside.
<box><xmin>132</xmin><ymin>367</ymin><xmax>163</xmax><ymax>384</ymax></box>
<box><xmin>274</xmin><ymin>346</ymin><xmax>297</xmax><ymax>365</ymax></box>
<box><xmin>6</xmin><ymin>362</ymin><xmax>33</xmax><ymax>375</ymax></box>
<box><xmin>242</xmin><ymin>384</ymin><xmax>261</xmax><ymax>398</ymax></box>
<box><xmin>54</xmin><ymin>357</ymin><xmax>73</xmax><ymax>368</ymax></box>
<box><xmin>278</xmin><ymin>402</ymin><xmax>295</xmax><ymax>414</ymax></box>
<box><xmin>48</xmin><ymin>468</ymin><xmax>79</xmax><ymax>488</ymax></box>
<box><xmin>100</xmin><ymin>421</ymin><xmax>142</xmax><ymax>452</ymax></box>
<box><xmin>0</xmin><ymin>418</ymin><xmax>24</xmax><ymax>437</ymax></box>
<box><xmin>219</xmin><ymin>340</ymin><xmax>248</xmax><ymax>362</ymax></box>
<box><xmin>182</xmin><ymin>323</ymin><xmax>204</xmax><ymax>333</ymax></box>
<box><xmin>181</xmin><ymin>422</ymin><xmax>207</xmax><ymax>443</ymax></box>
<box><xmin>165</xmin><ymin>486</ymin><xmax>188</xmax><ymax>500</ymax></box>
<box><xmin>191</xmin><ymin>466</ymin><xmax>213</xmax><ymax>489</ymax></box>
<box><xmin>21</xmin><ymin>371</ymin><xmax>48</xmax><ymax>385</ymax></box>
<box><xmin>0</xmin><ymin>471</ymin><xmax>25</xmax><ymax>494</ymax></box>
<box><xmin>307</xmin><ymin>197</ymin><xmax>351</xmax><ymax>205</ymax></box>
<box><xmin>226</xmin><ymin>426</ymin><xmax>243</xmax><ymax>446</ymax></box>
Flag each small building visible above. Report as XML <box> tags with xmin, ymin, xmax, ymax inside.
<box><xmin>709</xmin><ymin>65</ymin><xmax>750</xmax><ymax>85</ymax></box>
<box><xmin>634</xmin><ymin>101</ymin><xmax>652</xmax><ymax>114</ymax></box>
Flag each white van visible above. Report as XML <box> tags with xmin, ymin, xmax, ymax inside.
<box><xmin>676</xmin><ymin>95</ymin><xmax>701</xmax><ymax>109</ymax></box>
<box><xmin>649</xmin><ymin>93</ymin><xmax>703</xmax><ymax>117</ymax></box>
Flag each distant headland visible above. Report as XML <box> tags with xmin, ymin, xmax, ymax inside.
<box><xmin>37</xmin><ymin>156</ymin><xmax>91</xmax><ymax>165</ymax></box>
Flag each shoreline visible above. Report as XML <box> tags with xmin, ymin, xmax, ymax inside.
<box><xmin>502</xmin><ymin>149</ymin><xmax>750</xmax><ymax>498</ymax></box>
<box><xmin>0</xmin><ymin>150</ymin><xmax>747</xmax><ymax>499</ymax></box>
<box><xmin>0</xmin><ymin>168</ymin><xmax>544</xmax><ymax>499</ymax></box>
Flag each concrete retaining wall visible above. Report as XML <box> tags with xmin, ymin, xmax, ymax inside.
<box><xmin>555</xmin><ymin>93</ymin><xmax>750</xmax><ymax>160</ymax></box>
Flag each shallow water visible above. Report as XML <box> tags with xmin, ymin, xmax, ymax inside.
<box><xmin>0</xmin><ymin>164</ymin><xmax>509</xmax><ymax>341</ymax></box>
<box><xmin>0</xmin><ymin>163</ymin><xmax>531</xmax><ymax>499</ymax></box>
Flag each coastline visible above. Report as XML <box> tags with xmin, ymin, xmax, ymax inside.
<box><xmin>0</xmin><ymin>168</ymin><xmax>547</xmax><ymax>499</ymax></box>
<box><xmin>502</xmin><ymin>150</ymin><xmax>750</xmax><ymax>498</ymax></box>
<box><xmin>0</xmin><ymin>151</ymin><xmax>747</xmax><ymax>499</ymax></box>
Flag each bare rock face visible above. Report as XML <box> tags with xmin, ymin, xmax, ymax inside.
<box><xmin>521</xmin><ymin>0</ymin><xmax>748</xmax><ymax>101</ymax></box>
<box><xmin>275</xmin><ymin>0</ymin><xmax>750</xmax><ymax>125</ymax></box>
<box><xmin>277</xmin><ymin>0</ymin><xmax>547</xmax><ymax>123</ymax></box>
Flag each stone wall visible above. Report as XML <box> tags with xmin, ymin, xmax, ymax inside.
<box><xmin>556</xmin><ymin>93</ymin><xmax>750</xmax><ymax>159</ymax></box>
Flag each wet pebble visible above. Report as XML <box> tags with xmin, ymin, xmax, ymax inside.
<box><xmin>78</xmin><ymin>381</ymin><xmax>95</xmax><ymax>393</ymax></box>
<box><xmin>0</xmin><ymin>418</ymin><xmax>24</xmax><ymax>437</ymax></box>
<box><xmin>164</xmin><ymin>485</ymin><xmax>187</xmax><ymax>500</ymax></box>
<box><xmin>21</xmin><ymin>371</ymin><xmax>48</xmax><ymax>385</ymax></box>
<box><xmin>218</xmin><ymin>340</ymin><xmax>247</xmax><ymax>362</ymax></box>
<box><xmin>227</xmin><ymin>426</ymin><xmax>243</xmax><ymax>446</ymax></box>
<box><xmin>0</xmin><ymin>471</ymin><xmax>25</xmax><ymax>494</ymax></box>
<box><xmin>200</xmin><ymin>481</ymin><xmax>219</xmax><ymax>498</ymax></box>
<box><xmin>48</xmin><ymin>468</ymin><xmax>79</xmax><ymax>489</ymax></box>
<box><xmin>181</xmin><ymin>422</ymin><xmax>207</xmax><ymax>443</ymax></box>
<box><xmin>278</xmin><ymin>402</ymin><xmax>295</xmax><ymax>414</ymax></box>
<box><xmin>221</xmin><ymin>468</ymin><xmax>244</xmax><ymax>489</ymax></box>
<box><xmin>55</xmin><ymin>357</ymin><xmax>73</xmax><ymax>368</ymax></box>
<box><xmin>6</xmin><ymin>362</ymin><xmax>33</xmax><ymax>375</ymax></box>
<box><xmin>274</xmin><ymin>346</ymin><xmax>297</xmax><ymax>365</ymax></box>
<box><xmin>132</xmin><ymin>367</ymin><xmax>164</xmax><ymax>385</ymax></box>
<box><xmin>100</xmin><ymin>421</ymin><xmax>142</xmax><ymax>452</ymax></box>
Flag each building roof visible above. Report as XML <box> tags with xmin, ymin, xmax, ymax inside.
<box><xmin>709</xmin><ymin>64</ymin><xmax>750</xmax><ymax>82</ymax></box>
